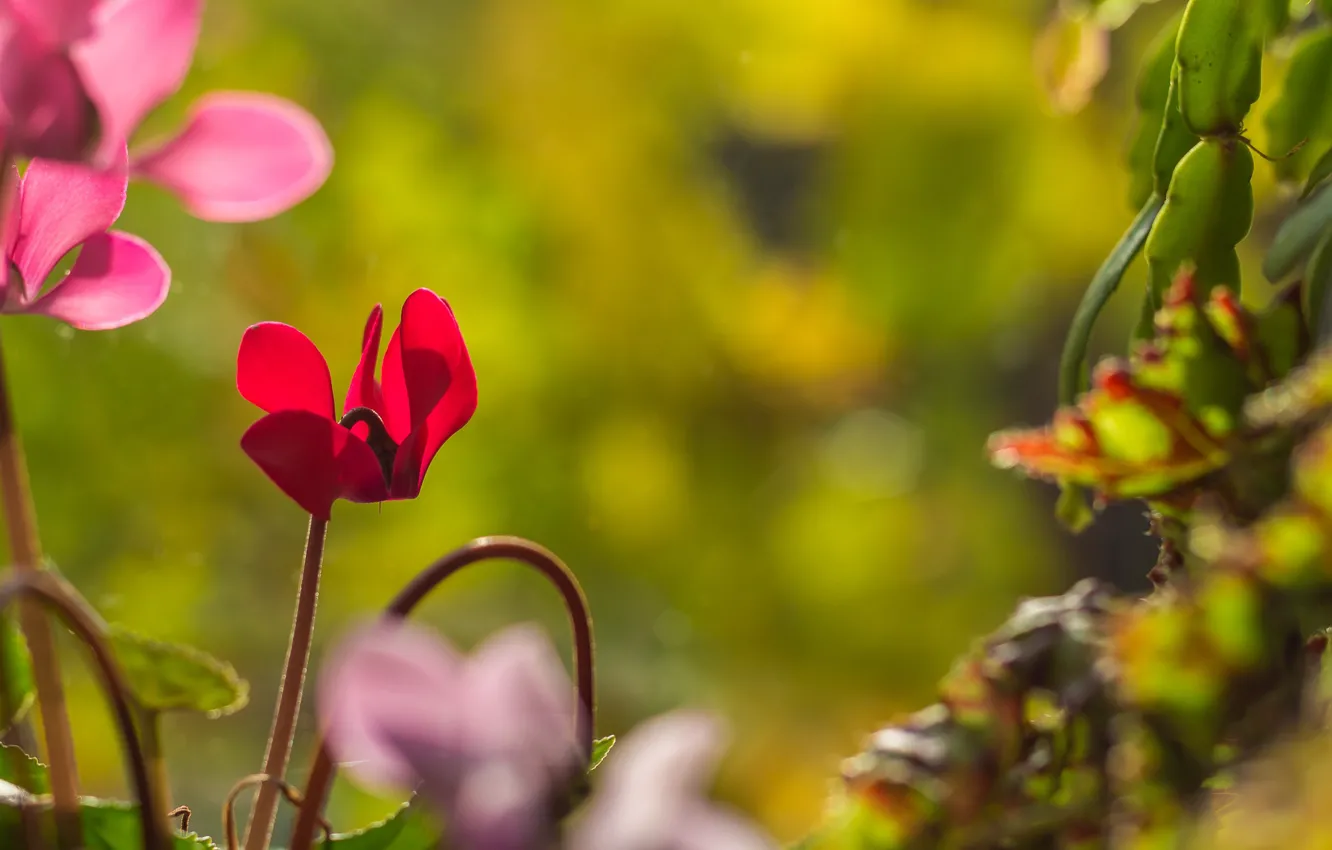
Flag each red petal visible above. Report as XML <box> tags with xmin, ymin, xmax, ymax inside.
<box><xmin>382</xmin><ymin>290</ymin><xmax>478</xmax><ymax>498</ymax></box>
<box><xmin>237</xmin><ymin>322</ymin><xmax>334</xmax><ymax>418</ymax></box>
<box><xmin>343</xmin><ymin>303</ymin><xmax>385</xmax><ymax>422</ymax></box>
<box><xmin>1093</xmin><ymin>360</ymin><xmax>1134</xmax><ymax>400</ymax></box>
<box><xmin>1165</xmin><ymin>266</ymin><xmax>1197</xmax><ymax>307</ymax></box>
<box><xmin>241</xmin><ymin>411</ymin><xmax>388</xmax><ymax>519</ymax></box>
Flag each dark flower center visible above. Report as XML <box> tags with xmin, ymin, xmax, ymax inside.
<box><xmin>340</xmin><ymin>406</ymin><xmax>398</xmax><ymax>485</ymax></box>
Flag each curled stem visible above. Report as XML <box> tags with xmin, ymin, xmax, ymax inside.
<box><xmin>244</xmin><ymin>515</ymin><xmax>329</xmax><ymax>850</ymax></box>
<box><xmin>0</xmin><ymin>570</ymin><xmax>168</xmax><ymax>849</ymax></box>
<box><xmin>225</xmin><ymin>774</ymin><xmax>329</xmax><ymax>850</ymax></box>
<box><xmin>169</xmin><ymin>806</ymin><xmax>191</xmax><ymax>832</ymax></box>
<box><xmin>288</xmin><ymin>536</ymin><xmax>596</xmax><ymax>850</ymax></box>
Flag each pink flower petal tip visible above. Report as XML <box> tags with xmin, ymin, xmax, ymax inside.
<box><xmin>27</xmin><ymin>230</ymin><xmax>169</xmax><ymax>330</ymax></box>
<box><xmin>132</xmin><ymin>91</ymin><xmax>333</xmax><ymax>222</ymax></box>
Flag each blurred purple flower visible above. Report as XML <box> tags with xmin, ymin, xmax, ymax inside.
<box><xmin>0</xmin><ymin>0</ymin><xmax>332</xmax><ymax>221</ymax></box>
<box><xmin>569</xmin><ymin>711</ymin><xmax>776</xmax><ymax>850</ymax></box>
<box><xmin>318</xmin><ymin>621</ymin><xmax>582</xmax><ymax>850</ymax></box>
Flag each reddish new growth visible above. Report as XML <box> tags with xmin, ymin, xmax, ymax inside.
<box><xmin>987</xmin><ymin>268</ymin><xmax>1299</xmax><ymax>506</ymax></box>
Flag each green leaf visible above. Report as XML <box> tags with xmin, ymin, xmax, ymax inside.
<box><xmin>0</xmin><ymin>745</ymin><xmax>48</xmax><ymax>794</ymax></box>
<box><xmin>1255</xmin><ymin>290</ymin><xmax>1306</xmax><ymax>379</ymax></box>
<box><xmin>1060</xmin><ymin>196</ymin><xmax>1163</xmax><ymax>405</ymax></box>
<box><xmin>1126</xmin><ymin>12</ymin><xmax>1186</xmax><ymax>209</ymax></box>
<box><xmin>1145</xmin><ymin>138</ymin><xmax>1254</xmax><ymax>305</ymax></box>
<box><xmin>1255</xmin><ymin>0</ymin><xmax>1292</xmax><ymax>38</ymax></box>
<box><xmin>80</xmin><ymin>798</ymin><xmax>220</xmax><ymax>849</ymax></box>
<box><xmin>589</xmin><ymin>734</ymin><xmax>615</xmax><ymax>771</ymax></box>
<box><xmin>1303</xmin><ymin>145</ymin><xmax>1332</xmax><ymax>198</ymax></box>
<box><xmin>1265</xmin><ymin>183</ymin><xmax>1332</xmax><ymax>282</ymax></box>
<box><xmin>1306</xmin><ymin>227</ymin><xmax>1332</xmax><ymax>338</ymax></box>
<box><xmin>0</xmin><ymin>612</ymin><xmax>34</xmax><ymax>734</ymax></box>
<box><xmin>1264</xmin><ymin>30</ymin><xmax>1332</xmax><ymax>184</ymax></box>
<box><xmin>321</xmin><ymin>800</ymin><xmax>443</xmax><ymax>849</ymax></box>
<box><xmin>0</xmin><ymin>795</ymin><xmax>219</xmax><ymax>849</ymax></box>
<box><xmin>1176</xmin><ymin>0</ymin><xmax>1264</xmax><ymax>135</ymax></box>
<box><xmin>108</xmin><ymin>626</ymin><xmax>248</xmax><ymax>717</ymax></box>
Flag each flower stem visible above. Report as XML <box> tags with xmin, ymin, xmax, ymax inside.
<box><xmin>245</xmin><ymin>515</ymin><xmax>328</xmax><ymax>850</ymax></box>
<box><xmin>137</xmin><ymin>707</ymin><xmax>171</xmax><ymax>811</ymax></box>
<box><xmin>0</xmin><ymin>327</ymin><xmax>81</xmax><ymax>847</ymax></box>
<box><xmin>289</xmin><ymin>535</ymin><xmax>596</xmax><ymax>850</ymax></box>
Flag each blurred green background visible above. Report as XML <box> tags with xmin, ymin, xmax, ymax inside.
<box><xmin>0</xmin><ymin>0</ymin><xmax>1306</xmax><ymax>842</ymax></box>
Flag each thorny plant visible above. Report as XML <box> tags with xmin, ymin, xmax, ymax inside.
<box><xmin>7</xmin><ymin>1</ymin><xmax>1332</xmax><ymax>849</ymax></box>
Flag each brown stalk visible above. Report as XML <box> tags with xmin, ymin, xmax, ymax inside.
<box><xmin>287</xmin><ymin>535</ymin><xmax>596</xmax><ymax>850</ymax></box>
<box><xmin>0</xmin><ymin>159</ymin><xmax>81</xmax><ymax>848</ymax></box>
<box><xmin>244</xmin><ymin>514</ymin><xmax>329</xmax><ymax>850</ymax></box>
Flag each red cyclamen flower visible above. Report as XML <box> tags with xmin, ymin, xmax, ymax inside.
<box><xmin>0</xmin><ymin>0</ymin><xmax>332</xmax><ymax>222</ymax></box>
<box><xmin>237</xmin><ymin>289</ymin><xmax>477</xmax><ymax>520</ymax></box>
<box><xmin>1</xmin><ymin>150</ymin><xmax>168</xmax><ymax>329</ymax></box>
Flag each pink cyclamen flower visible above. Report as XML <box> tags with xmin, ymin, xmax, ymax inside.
<box><xmin>319</xmin><ymin>621</ymin><xmax>583</xmax><ymax>850</ymax></box>
<box><xmin>570</xmin><ymin>712</ymin><xmax>776</xmax><ymax>850</ymax></box>
<box><xmin>0</xmin><ymin>0</ymin><xmax>332</xmax><ymax>222</ymax></box>
<box><xmin>0</xmin><ymin>150</ymin><xmax>168</xmax><ymax>329</ymax></box>
<box><xmin>237</xmin><ymin>289</ymin><xmax>477</xmax><ymax>520</ymax></box>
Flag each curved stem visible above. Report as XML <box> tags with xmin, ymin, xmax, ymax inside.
<box><xmin>289</xmin><ymin>535</ymin><xmax>596</xmax><ymax>850</ymax></box>
<box><xmin>0</xmin><ymin>570</ymin><xmax>168</xmax><ymax>850</ymax></box>
<box><xmin>244</xmin><ymin>515</ymin><xmax>328</xmax><ymax>850</ymax></box>
<box><xmin>385</xmin><ymin>536</ymin><xmax>595</xmax><ymax>747</ymax></box>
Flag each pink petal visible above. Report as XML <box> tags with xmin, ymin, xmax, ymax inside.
<box><xmin>570</xmin><ymin>712</ymin><xmax>778</xmax><ymax>850</ymax></box>
<box><xmin>462</xmin><ymin>626</ymin><xmax>580</xmax><ymax>770</ymax></box>
<box><xmin>131</xmin><ymin>92</ymin><xmax>333</xmax><ymax>222</ymax></box>
<box><xmin>10</xmin><ymin>150</ymin><xmax>128</xmax><ymax>298</ymax></box>
<box><xmin>343</xmin><ymin>303</ymin><xmax>386</xmax><ymax>420</ymax></box>
<box><xmin>7</xmin><ymin>0</ymin><xmax>97</xmax><ymax>45</ymax></box>
<box><xmin>381</xmin><ymin>290</ymin><xmax>478</xmax><ymax>498</ymax></box>
<box><xmin>240</xmin><ymin>411</ymin><xmax>387</xmax><ymax>519</ymax></box>
<box><xmin>0</xmin><ymin>23</ymin><xmax>95</xmax><ymax>161</ymax></box>
<box><xmin>0</xmin><ymin>164</ymin><xmax>18</xmax><ymax>278</ymax></box>
<box><xmin>24</xmin><ymin>231</ymin><xmax>168</xmax><ymax>330</ymax></box>
<box><xmin>603</xmin><ymin>712</ymin><xmax>725</xmax><ymax>800</ymax></box>
<box><xmin>71</xmin><ymin>0</ymin><xmax>202</xmax><ymax>166</ymax></box>
<box><xmin>674</xmin><ymin>811</ymin><xmax>777</xmax><ymax>850</ymax></box>
<box><xmin>236</xmin><ymin>322</ymin><xmax>335</xmax><ymax>419</ymax></box>
<box><xmin>448</xmin><ymin>761</ymin><xmax>548</xmax><ymax>850</ymax></box>
<box><xmin>318</xmin><ymin>621</ymin><xmax>465</xmax><ymax>792</ymax></box>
